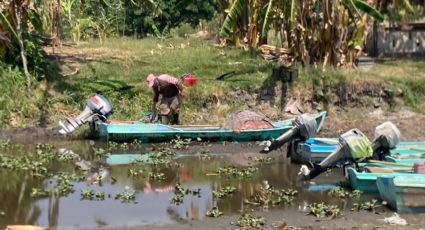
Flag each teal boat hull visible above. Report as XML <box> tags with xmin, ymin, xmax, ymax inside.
<box><xmin>347</xmin><ymin>166</ymin><xmax>413</xmax><ymax>193</ymax></box>
<box><xmin>377</xmin><ymin>174</ymin><xmax>425</xmax><ymax>212</ymax></box>
<box><xmin>292</xmin><ymin>138</ymin><xmax>425</xmax><ymax>164</ymax></box>
<box><xmin>92</xmin><ymin>111</ymin><xmax>327</xmax><ymax>143</ymax></box>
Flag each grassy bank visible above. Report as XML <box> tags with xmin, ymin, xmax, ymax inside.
<box><xmin>1</xmin><ymin>37</ymin><xmax>425</xmax><ymax>128</ymax></box>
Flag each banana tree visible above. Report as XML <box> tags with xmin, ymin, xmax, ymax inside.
<box><xmin>219</xmin><ymin>0</ymin><xmax>388</xmax><ymax>67</ymax></box>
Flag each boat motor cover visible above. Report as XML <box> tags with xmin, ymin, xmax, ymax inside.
<box><xmin>87</xmin><ymin>94</ymin><xmax>113</xmax><ymax>117</ymax></box>
<box><xmin>340</xmin><ymin>129</ymin><xmax>373</xmax><ymax>162</ymax></box>
<box><xmin>294</xmin><ymin>113</ymin><xmax>318</xmax><ymax>139</ymax></box>
<box><xmin>221</xmin><ymin>110</ymin><xmax>273</xmax><ymax>131</ymax></box>
<box><xmin>374</xmin><ymin>121</ymin><xmax>400</xmax><ymax>149</ymax></box>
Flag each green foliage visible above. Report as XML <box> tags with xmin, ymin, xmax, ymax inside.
<box><xmin>220</xmin><ymin>0</ymin><xmax>244</xmax><ymax>36</ymax></box>
<box><xmin>169</xmin><ymin>23</ymin><xmax>196</xmax><ymax>38</ymax></box>
<box><xmin>170</xmin><ymin>136</ymin><xmax>191</xmax><ymax>149</ymax></box>
<box><xmin>233</xmin><ymin>213</ymin><xmax>266</xmax><ymax>228</ymax></box>
<box><xmin>352</xmin><ymin>0</ymin><xmax>384</xmax><ymax>21</ymax></box>
<box><xmin>115</xmin><ymin>188</ymin><xmax>136</xmax><ymax>203</ymax></box>
<box><xmin>205</xmin><ymin>206</ymin><xmax>223</xmax><ymax>217</ymax></box>
<box><xmin>216</xmin><ymin>166</ymin><xmax>258</xmax><ymax>179</ymax></box>
<box><xmin>351</xmin><ymin>199</ymin><xmax>380</xmax><ymax>212</ymax></box>
<box><xmin>212</xmin><ymin>186</ymin><xmax>236</xmax><ymax>198</ymax></box>
<box><xmin>328</xmin><ymin>187</ymin><xmax>362</xmax><ymax>199</ymax></box>
<box><xmin>308</xmin><ymin>202</ymin><xmax>341</xmax><ymax>218</ymax></box>
<box><xmin>244</xmin><ymin>183</ymin><xmax>298</xmax><ymax>208</ymax></box>
<box><xmin>171</xmin><ymin>183</ymin><xmax>201</xmax><ymax>205</ymax></box>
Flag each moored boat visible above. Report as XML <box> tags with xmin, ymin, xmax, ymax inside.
<box><xmin>376</xmin><ymin>174</ymin><xmax>425</xmax><ymax>212</ymax></box>
<box><xmin>291</xmin><ymin>138</ymin><xmax>425</xmax><ymax>164</ymax></box>
<box><xmin>91</xmin><ymin>111</ymin><xmax>327</xmax><ymax>143</ymax></box>
<box><xmin>346</xmin><ymin>164</ymin><xmax>414</xmax><ymax>193</ymax></box>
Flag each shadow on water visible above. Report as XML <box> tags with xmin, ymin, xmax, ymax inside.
<box><xmin>0</xmin><ymin>141</ymin><xmax>393</xmax><ymax>229</ymax></box>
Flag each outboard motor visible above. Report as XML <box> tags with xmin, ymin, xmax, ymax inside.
<box><xmin>300</xmin><ymin>129</ymin><xmax>373</xmax><ymax>180</ymax></box>
<box><xmin>261</xmin><ymin>113</ymin><xmax>318</xmax><ymax>153</ymax></box>
<box><xmin>58</xmin><ymin>94</ymin><xmax>112</xmax><ymax>134</ymax></box>
<box><xmin>371</xmin><ymin>121</ymin><xmax>400</xmax><ymax>160</ymax></box>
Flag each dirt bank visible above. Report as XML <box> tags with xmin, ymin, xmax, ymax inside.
<box><xmin>85</xmin><ymin>207</ymin><xmax>425</xmax><ymax>230</ymax></box>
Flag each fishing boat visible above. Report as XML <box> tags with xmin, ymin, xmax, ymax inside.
<box><xmin>376</xmin><ymin>174</ymin><xmax>425</xmax><ymax>212</ymax></box>
<box><xmin>291</xmin><ymin>138</ymin><xmax>425</xmax><ymax>164</ymax></box>
<box><xmin>346</xmin><ymin>162</ymin><xmax>414</xmax><ymax>193</ymax></box>
<box><xmin>90</xmin><ymin>111</ymin><xmax>327</xmax><ymax>143</ymax></box>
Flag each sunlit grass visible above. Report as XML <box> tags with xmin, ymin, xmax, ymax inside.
<box><xmin>2</xmin><ymin>37</ymin><xmax>425</xmax><ymax>128</ymax></box>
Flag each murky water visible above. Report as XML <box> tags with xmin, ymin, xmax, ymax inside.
<box><xmin>0</xmin><ymin>140</ymin><xmax>386</xmax><ymax>229</ymax></box>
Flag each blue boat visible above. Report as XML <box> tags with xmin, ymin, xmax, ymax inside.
<box><xmin>91</xmin><ymin>111</ymin><xmax>327</xmax><ymax>143</ymax></box>
<box><xmin>346</xmin><ymin>164</ymin><xmax>414</xmax><ymax>193</ymax></box>
<box><xmin>376</xmin><ymin>174</ymin><xmax>425</xmax><ymax>212</ymax></box>
<box><xmin>291</xmin><ymin>138</ymin><xmax>425</xmax><ymax>164</ymax></box>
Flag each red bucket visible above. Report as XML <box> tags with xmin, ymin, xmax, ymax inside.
<box><xmin>182</xmin><ymin>73</ymin><xmax>197</xmax><ymax>87</ymax></box>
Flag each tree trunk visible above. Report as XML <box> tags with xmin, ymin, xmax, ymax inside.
<box><xmin>13</xmin><ymin>1</ymin><xmax>31</xmax><ymax>92</ymax></box>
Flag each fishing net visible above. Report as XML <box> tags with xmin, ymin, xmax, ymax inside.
<box><xmin>221</xmin><ymin>110</ymin><xmax>274</xmax><ymax>131</ymax></box>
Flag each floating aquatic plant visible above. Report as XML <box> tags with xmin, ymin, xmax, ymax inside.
<box><xmin>244</xmin><ymin>183</ymin><xmax>297</xmax><ymax>209</ymax></box>
<box><xmin>95</xmin><ymin>191</ymin><xmax>105</xmax><ymax>201</ymax></box>
<box><xmin>328</xmin><ymin>187</ymin><xmax>362</xmax><ymax>199</ymax></box>
<box><xmin>128</xmin><ymin>168</ymin><xmax>144</xmax><ymax>177</ymax></box>
<box><xmin>170</xmin><ymin>136</ymin><xmax>191</xmax><ymax>149</ymax></box>
<box><xmin>149</xmin><ymin>172</ymin><xmax>165</xmax><ymax>181</ymax></box>
<box><xmin>171</xmin><ymin>183</ymin><xmax>201</xmax><ymax>205</ymax></box>
<box><xmin>115</xmin><ymin>188</ymin><xmax>136</xmax><ymax>203</ymax></box>
<box><xmin>205</xmin><ymin>207</ymin><xmax>223</xmax><ymax>217</ymax></box>
<box><xmin>351</xmin><ymin>199</ymin><xmax>380</xmax><ymax>212</ymax></box>
<box><xmin>216</xmin><ymin>166</ymin><xmax>258</xmax><ymax>179</ymax></box>
<box><xmin>213</xmin><ymin>186</ymin><xmax>236</xmax><ymax>198</ymax></box>
<box><xmin>233</xmin><ymin>213</ymin><xmax>266</xmax><ymax>228</ymax></box>
<box><xmin>308</xmin><ymin>203</ymin><xmax>341</xmax><ymax>218</ymax></box>
<box><xmin>81</xmin><ymin>188</ymin><xmax>95</xmax><ymax>200</ymax></box>
<box><xmin>251</xmin><ymin>156</ymin><xmax>274</xmax><ymax>164</ymax></box>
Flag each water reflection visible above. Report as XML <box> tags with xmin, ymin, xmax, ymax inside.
<box><xmin>0</xmin><ymin>141</ymin><xmax>376</xmax><ymax>229</ymax></box>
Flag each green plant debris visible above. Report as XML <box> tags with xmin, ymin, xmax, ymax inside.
<box><xmin>199</xmin><ymin>150</ymin><xmax>211</xmax><ymax>160</ymax></box>
<box><xmin>108</xmin><ymin>141</ymin><xmax>119</xmax><ymax>149</ymax></box>
<box><xmin>81</xmin><ymin>188</ymin><xmax>95</xmax><ymax>200</ymax></box>
<box><xmin>92</xmin><ymin>146</ymin><xmax>107</xmax><ymax>158</ymax></box>
<box><xmin>213</xmin><ymin>186</ymin><xmax>236</xmax><ymax>198</ymax></box>
<box><xmin>328</xmin><ymin>187</ymin><xmax>362</xmax><ymax>199</ymax></box>
<box><xmin>95</xmin><ymin>191</ymin><xmax>105</xmax><ymax>201</ymax></box>
<box><xmin>251</xmin><ymin>156</ymin><xmax>274</xmax><ymax>164</ymax></box>
<box><xmin>128</xmin><ymin>168</ymin><xmax>144</xmax><ymax>177</ymax></box>
<box><xmin>137</xmin><ymin>149</ymin><xmax>177</xmax><ymax>166</ymax></box>
<box><xmin>244</xmin><ymin>183</ymin><xmax>297</xmax><ymax>208</ymax></box>
<box><xmin>351</xmin><ymin>199</ymin><xmax>381</xmax><ymax>212</ymax></box>
<box><xmin>148</xmin><ymin>172</ymin><xmax>165</xmax><ymax>181</ymax></box>
<box><xmin>205</xmin><ymin>207</ymin><xmax>223</xmax><ymax>218</ymax></box>
<box><xmin>171</xmin><ymin>183</ymin><xmax>201</xmax><ymax>205</ymax></box>
<box><xmin>233</xmin><ymin>213</ymin><xmax>266</xmax><ymax>228</ymax></box>
<box><xmin>170</xmin><ymin>136</ymin><xmax>191</xmax><ymax>149</ymax></box>
<box><xmin>308</xmin><ymin>203</ymin><xmax>341</xmax><ymax>218</ymax></box>
<box><xmin>115</xmin><ymin>189</ymin><xmax>136</xmax><ymax>203</ymax></box>
<box><xmin>216</xmin><ymin>166</ymin><xmax>258</xmax><ymax>179</ymax></box>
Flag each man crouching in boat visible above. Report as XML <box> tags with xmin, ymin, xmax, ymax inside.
<box><xmin>146</xmin><ymin>73</ymin><xmax>196</xmax><ymax>124</ymax></box>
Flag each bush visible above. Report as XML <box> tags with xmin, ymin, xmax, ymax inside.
<box><xmin>0</xmin><ymin>62</ymin><xmax>39</xmax><ymax>127</ymax></box>
<box><xmin>169</xmin><ymin>23</ymin><xmax>196</xmax><ymax>38</ymax></box>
